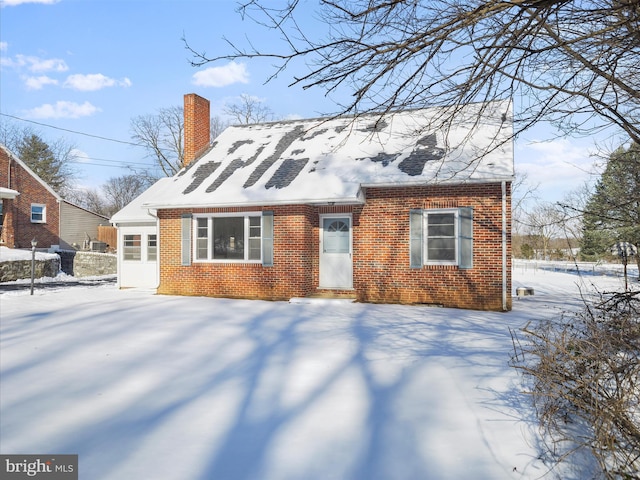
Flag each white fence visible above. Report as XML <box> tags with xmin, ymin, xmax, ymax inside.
<box><xmin>513</xmin><ymin>259</ymin><xmax>639</xmax><ymax>279</ymax></box>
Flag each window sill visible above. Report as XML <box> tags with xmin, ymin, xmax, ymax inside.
<box><xmin>193</xmin><ymin>260</ymin><xmax>263</xmax><ymax>265</ymax></box>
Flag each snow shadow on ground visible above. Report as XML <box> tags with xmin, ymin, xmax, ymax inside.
<box><xmin>1</xmin><ymin>287</ymin><xmax>558</xmax><ymax>479</ymax></box>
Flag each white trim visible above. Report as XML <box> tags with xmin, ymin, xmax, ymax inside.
<box><xmin>192</xmin><ymin>212</ymin><xmax>263</xmax><ymax>263</ymax></box>
<box><xmin>361</xmin><ymin>176</ymin><xmax>515</xmax><ymax>189</ymax></box>
<box><xmin>30</xmin><ymin>203</ymin><xmax>46</xmax><ymax>223</ymax></box>
<box><xmin>147</xmin><ymin>208</ymin><xmax>161</xmax><ymax>290</ymax></box>
<box><xmin>116</xmin><ymin>224</ymin><xmax>159</xmax><ymax>289</ymax></box>
<box><xmin>147</xmin><ymin>233</ymin><xmax>158</xmax><ymax>262</ymax></box>
<box><xmin>139</xmin><ymin>179</ymin><xmax>513</xmax><ymax>213</ymax></box>
<box><xmin>1</xmin><ymin>145</ymin><xmax>61</xmax><ymax>201</ymax></box>
<box><xmin>122</xmin><ymin>233</ymin><xmax>142</xmax><ymax>262</ymax></box>
<box><xmin>142</xmin><ymin>197</ymin><xmax>365</xmax><ymax>211</ymax></box>
<box><xmin>423</xmin><ymin>209</ymin><xmax>459</xmax><ymax>266</ymax></box>
<box><xmin>319</xmin><ymin>213</ymin><xmax>354</xmax><ymax>289</ymax></box>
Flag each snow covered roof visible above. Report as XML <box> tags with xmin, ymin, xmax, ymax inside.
<box><xmin>114</xmin><ymin>101</ymin><xmax>514</xmax><ymax>222</ymax></box>
<box><xmin>0</xmin><ymin>187</ymin><xmax>20</xmax><ymax>200</ymax></box>
<box><xmin>110</xmin><ymin>177</ymin><xmax>174</xmax><ymax>224</ymax></box>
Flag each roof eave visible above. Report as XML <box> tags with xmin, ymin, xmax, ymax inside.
<box><xmin>143</xmin><ymin>196</ymin><xmax>366</xmax><ymax>211</ymax></box>
<box><xmin>360</xmin><ymin>175</ymin><xmax>515</xmax><ymax>189</ymax></box>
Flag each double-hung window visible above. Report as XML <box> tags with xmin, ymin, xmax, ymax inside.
<box><xmin>410</xmin><ymin>207</ymin><xmax>473</xmax><ymax>268</ymax></box>
<box><xmin>425</xmin><ymin>211</ymin><xmax>457</xmax><ymax>263</ymax></box>
<box><xmin>31</xmin><ymin>204</ymin><xmax>46</xmax><ymax>223</ymax></box>
<box><xmin>194</xmin><ymin>213</ymin><xmax>263</xmax><ymax>262</ymax></box>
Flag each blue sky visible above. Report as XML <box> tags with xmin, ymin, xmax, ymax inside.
<box><xmin>0</xmin><ymin>0</ymin><xmax>614</xmax><ymax>202</ymax></box>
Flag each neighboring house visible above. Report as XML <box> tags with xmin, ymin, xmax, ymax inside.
<box><xmin>0</xmin><ymin>144</ymin><xmax>110</xmax><ymax>250</ymax></box>
<box><xmin>111</xmin><ymin>93</ymin><xmax>514</xmax><ymax>310</ymax></box>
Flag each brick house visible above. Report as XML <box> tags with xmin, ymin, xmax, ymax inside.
<box><xmin>0</xmin><ymin>144</ymin><xmax>109</xmax><ymax>250</ymax></box>
<box><xmin>111</xmin><ymin>94</ymin><xmax>513</xmax><ymax>310</ymax></box>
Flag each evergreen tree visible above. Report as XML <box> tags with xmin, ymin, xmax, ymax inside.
<box><xmin>16</xmin><ymin>134</ymin><xmax>76</xmax><ymax>195</ymax></box>
<box><xmin>579</xmin><ymin>210</ymin><xmax>613</xmax><ymax>261</ymax></box>
<box><xmin>582</xmin><ymin>143</ymin><xmax>640</xmax><ymax>272</ymax></box>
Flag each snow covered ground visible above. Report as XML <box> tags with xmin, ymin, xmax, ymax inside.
<box><xmin>0</xmin><ymin>245</ymin><xmax>59</xmax><ymax>262</ymax></box>
<box><xmin>0</xmin><ymin>267</ymin><xmax>631</xmax><ymax>480</ymax></box>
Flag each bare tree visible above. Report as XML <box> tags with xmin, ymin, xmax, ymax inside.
<box><xmin>66</xmin><ymin>174</ymin><xmax>153</xmax><ymax>218</ymax></box>
<box><xmin>130</xmin><ymin>106</ymin><xmax>185</xmax><ymax>177</ymax></box>
<box><xmin>210</xmin><ymin>115</ymin><xmax>228</xmax><ymax>140</ymax></box>
<box><xmin>100</xmin><ymin>174</ymin><xmax>152</xmax><ymax>217</ymax></box>
<box><xmin>78</xmin><ymin>188</ymin><xmax>108</xmax><ymax>216</ymax></box>
<box><xmin>512</xmin><ymin>169</ymin><xmax>540</xmax><ymax>235</ymax></box>
<box><xmin>185</xmin><ymin>0</ymin><xmax>640</xmax><ymax>143</ymax></box>
<box><xmin>131</xmin><ymin>106</ymin><xmax>228</xmax><ymax>176</ymax></box>
<box><xmin>523</xmin><ymin>202</ymin><xmax>566</xmax><ymax>260</ymax></box>
<box><xmin>224</xmin><ymin>93</ymin><xmax>275</xmax><ymax>124</ymax></box>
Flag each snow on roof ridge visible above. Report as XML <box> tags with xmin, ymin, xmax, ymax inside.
<box><xmin>112</xmin><ymin>100</ymin><xmax>514</xmax><ymax>222</ymax></box>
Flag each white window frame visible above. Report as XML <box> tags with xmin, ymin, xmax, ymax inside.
<box><xmin>193</xmin><ymin>212</ymin><xmax>263</xmax><ymax>263</ymax></box>
<box><xmin>123</xmin><ymin>234</ymin><xmax>142</xmax><ymax>261</ymax></box>
<box><xmin>147</xmin><ymin>234</ymin><xmax>158</xmax><ymax>262</ymax></box>
<box><xmin>423</xmin><ymin>209</ymin><xmax>458</xmax><ymax>266</ymax></box>
<box><xmin>30</xmin><ymin>204</ymin><xmax>46</xmax><ymax>223</ymax></box>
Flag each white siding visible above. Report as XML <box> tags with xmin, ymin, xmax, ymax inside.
<box><xmin>117</xmin><ymin>223</ymin><xmax>158</xmax><ymax>289</ymax></box>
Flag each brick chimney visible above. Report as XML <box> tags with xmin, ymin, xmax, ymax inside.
<box><xmin>183</xmin><ymin>93</ymin><xmax>210</xmax><ymax>167</ymax></box>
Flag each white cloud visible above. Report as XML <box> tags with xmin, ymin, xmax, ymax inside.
<box><xmin>0</xmin><ymin>42</ymin><xmax>7</xmax><ymax>51</ymax></box>
<box><xmin>515</xmin><ymin>138</ymin><xmax>600</xmax><ymax>201</ymax></box>
<box><xmin>70</xmin><ymin>148</ymin><xmax>91</xmax><ymax>164</ymax></box>
<box><xmin>63</xmin><ymin>73</ymin><xmax>132</xmax><ymax>91</ymax></box>
<box><xmin>25</xmin><ymin>101</ymin><xmax>100</xmax><ymax>119</ymax></box>
<box><xmin>1</xmin><ymin>0</ymin><xmax>59</xmax><ymax>6</ymax></box>
<box><xmin>192</xmin><ymin>61</ymin><xmax>249</xmax><ymax>87</ymax></box>
<box><xmin>2</xmin><ymin>53</ymin><xmax>68</xmax><ymax>72</ymax></box>
<box><xmin>24</xmin><ymin>75</ymin><xmax>58</xmax><ymax>90</ymax></box>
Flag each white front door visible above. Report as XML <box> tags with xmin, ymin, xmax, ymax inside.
<box><xmin>319</xmin><ymin>215</ymin><xmax>353</xmax><ymax>289</ymax></box>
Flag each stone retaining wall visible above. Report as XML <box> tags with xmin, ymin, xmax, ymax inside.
<box><xmin>0</xmin><ymin>257</ymin><xmax>60</xmax><ymax>282</ymax></box>
<box><xmin>56</xmin><ymin>250</ymin><xmax>117</xmax><ymax>277</ymax></box>
<box><xmin>0</xmin><ymin>251</ymin><xmax>117</xmax><ymax>282</ymax></box>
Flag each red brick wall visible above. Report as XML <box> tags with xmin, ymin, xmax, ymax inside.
<box><xmin>157</xmin><ymin>205</ymin><xmax>316</xmax><ymax>300</ymax></box>
<box><xmin>156</xmin><ymin>182</ymin><xmax>511</xmax><ymax>311</ymax></box>
<box><xmin>0</xmin><ymin>148</ymin><xmax>60</xmax><ymax>248</ymax></box>
<box><xmin>353</xmin><ymin>183</ymin><xmax>511</xmax><ymax>311</ymax></box>
<box><xmin>183</xmin><ymin>93</ymin><xmax>210</xmax><ymax>167</ymax></box>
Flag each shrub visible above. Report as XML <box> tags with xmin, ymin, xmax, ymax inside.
<box><xmin>512</xmin><ymin>290</ymin><xmax>640</xmax><ymax>479</ymax></box>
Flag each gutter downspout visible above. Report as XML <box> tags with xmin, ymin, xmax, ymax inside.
<box><xmin>502</xmin><ymin>180</ymin><xmax>507</xmax><ymax>311</ymax></box>
<box><xmin>147</xmin><ymin>208</ymin><xmax>161</xmax><ymax>290</ymax></box>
